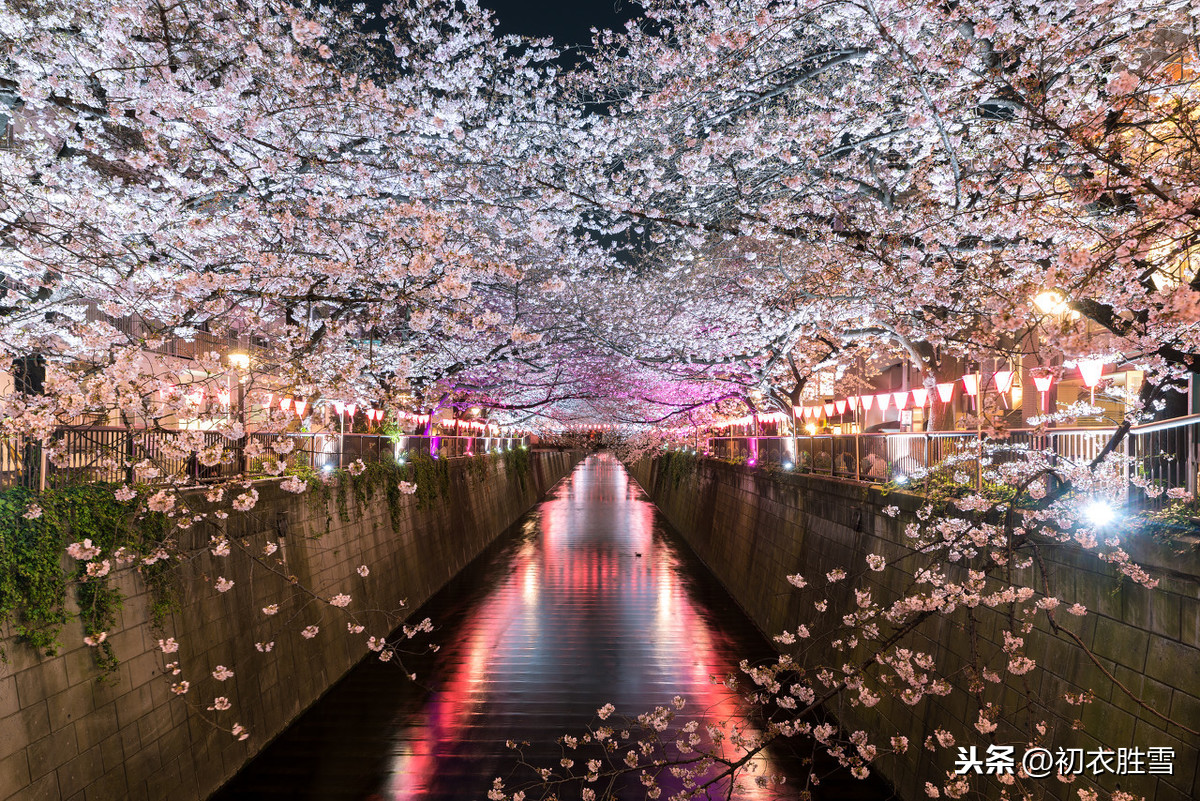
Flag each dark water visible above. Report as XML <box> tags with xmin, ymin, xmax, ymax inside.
<box><xmin>213</xmin><ymin>454</ymin><xmax>890</xmax><ymax>801</ymax></box>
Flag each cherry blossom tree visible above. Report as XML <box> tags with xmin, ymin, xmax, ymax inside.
<box><xmin>1</xmin><ymin>0</ymin><xmax>1198</xmax><ymax>797</ymax></box>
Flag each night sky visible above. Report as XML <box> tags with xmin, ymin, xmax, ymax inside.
<box><xmin>480</xmin><ymin>0</ymin><xmax>639</xmax><ymax>46</ymax></box>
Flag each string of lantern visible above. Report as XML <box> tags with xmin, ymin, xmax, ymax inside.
<box><xmin>710</xmin><ymin>360</ymin><xmax>1108</xmax><ymax>430</ymax></box>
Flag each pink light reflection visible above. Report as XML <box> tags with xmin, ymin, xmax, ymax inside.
<box><xmin>383</xmin><ymin>454</ymin><xmax>794</xmax><ymax>799</ymax></box>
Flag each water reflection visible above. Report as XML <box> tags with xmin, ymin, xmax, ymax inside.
<box><xmin>215</xmin><ymin>454</ymin><xmax>867</xmax><ymax>800</ymax></box>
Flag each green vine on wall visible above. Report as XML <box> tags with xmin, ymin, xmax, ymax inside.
<box><xmin>659</xmin><ymin>450</ymin><xmax>698</xmax><ymax>489</ymax></box>
<box><xmin>0</xmin><ymin>447</ymin><xmax>535</xmax><ymax>678</ymax></box>
<box><xmin>0</xmin><ymin>483</ymin><xmax>171</xmax><ymax>676</ymax></box>
<box><xmin>297</xmin><ymin>447</ymin><xmax>531</xmax><ymax>529</ymax></box>
<box><xmin>502</xmin><ymin>446</ymin><xmax>531</xmax><ymax>491</ymax></box>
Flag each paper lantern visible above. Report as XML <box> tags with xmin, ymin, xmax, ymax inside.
<box><xmin>993</xmin><ymin>370</ymin><xmax>1015</xmax><ymax>393</ymax></box>
<box><xmin>861</xmin><ymin>394</ymin><xmax>876</xmax><ymax>411</ymax></box>
<box><xmin>874</xmin><ymin>392</ymin><xmax>891</xmax><ymax>410</ymax></box>
<box><xmin>892</xmin><ymin>391</ymin><xmax>909</xmax><ymax>410</ymax></box>
<box><xmin>911</xmin><ymin>388</ymin><xmax>929</xmax><ymax>407</ymax></box>
<box><xmin>346</xmin><ymin>404</ymin><xmax>357</xmax><ymax>417</ymax></box>
<box><xmin>1032</xmin><ymin>374</ymin><xmax>1053</xmax><ymax>393</ymax></box>
<box><xmin>961</xmin><ymin>374</ymin><xmax>980</xmax><ymax>396</ymax></box>
<box><xmin>823</xmin><ymin>402</ymin><xmax>835</xmax><ymax>417</ymax></box>
<box><xmin>334</xmin><ymin>400</ymin><xmax>345</xmax><ymax>415</ymax></box>
<box><xmin>834</xmin><ymin>399</ymin><xmax>847</xmax><ymax>415</ymax></box>
<box><xmin>1077</xmin><ymin>360</ymin><xmax>1104</xmax><ymax>388</ymax></box>
<box><xmin>279</xmin><ymin>397</ymin><xmax>292</xmax><ymax>412</ymax></box>
<box><xmin>793</xmin><ymin>406</ymin><xmax>803</xmax><ymax>417</ymax></box>
<box><xmin>294</xmin><ymin>400</ymin><xmax>308</xmax><ymax>416</ymax></box>
<box><xmin>217</xmin><ymin>390</ymin><xmax>231</xmax><ymax>406</ymax></box>
<box><xmin>935</xmin><ymin>382</ymin><xmax>955</xmax><ymax>402</ymax></box>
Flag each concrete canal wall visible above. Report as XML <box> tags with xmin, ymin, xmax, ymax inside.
<box><xmin>0</xmin><ymin>450</ymin><xmax>580</xmax><ymax>801</ymax></box>
<box><xmin>629</xmin><ymin>456</ymin><xmax>1200</xmax><ymax>801</ymax></box>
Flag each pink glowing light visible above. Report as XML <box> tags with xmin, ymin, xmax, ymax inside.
<box><xmin>892</xmin><ymin>391</ymin><xmax>909</xmax><ymax>410</ymax></box>
<box><xmin>935</xmin><ymin>382</ymin><xmax>955</xmax><ymax>403</ymax></box>
<box><xmin>961</xmin><ymin>374</ymin><xmax>980</xmax><ymax>396</ymax></box>
<box><xmin>911</xmin><ymin>388</ymin><xmax>928</xmax><ymax>407</ymax></box>
<box><xmin>993</xmin><ymin>370</ymin><xmax>1015</xmax><ymax>393</ymax></box>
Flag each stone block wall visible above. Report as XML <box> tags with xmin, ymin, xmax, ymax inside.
<box><xmin>629</xmin><ymin>457</ymin><xmax>1200</xmax><ymax>801</ymax></box>
<box><xmin>1</xmin><ymin>450</ymin><xmax>579</xmax><ymax>801</ymax></box>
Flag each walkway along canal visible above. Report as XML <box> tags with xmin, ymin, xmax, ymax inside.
<box><xmin>212</xmin><ymin>453</ymin><xmax>891</xmax><ymax>800</ymax></box>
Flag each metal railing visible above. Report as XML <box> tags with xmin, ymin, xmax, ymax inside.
<box><xmin>0</xmin><ymin>428</ymin><xmax>530</xmax><ymax>492</ymax></box>
<box><xmin>707</xmin><ymin>414</ymin><xmax>1200</xmax><ymax>510</ymax></box>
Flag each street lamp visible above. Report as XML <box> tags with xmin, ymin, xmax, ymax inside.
<box><xmin>226</xmin><ymin>353</ymin><xmax>252</xmax><ymax>471</ymax></box>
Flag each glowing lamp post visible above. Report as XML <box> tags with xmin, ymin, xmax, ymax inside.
<box><xmin>961</xmin><ymin>373</ymin><xmax>980</xmax><ymax>410</ymax></box>
<box><xmin>1077</xmin><ymin>359</ymin><xmax>1104</xmax><ymax>404</ymax></box>
<box><xmin>1033</xmin><ymin>373</ymin><xmax>1054</xmax><ymax>412</ymax></box>
<box><xmin>993</xmin><ymin>369</ymin><xmax>1014</xmax><ymax>408</ymax></box>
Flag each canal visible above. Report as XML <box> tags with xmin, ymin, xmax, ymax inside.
<box><xmin>213</xmin><ymin>454</ymin><xmax>888</xmax><ymax>800</ymax></box>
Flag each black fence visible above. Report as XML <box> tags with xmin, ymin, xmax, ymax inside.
<box><xmin>707</xmin><ymin>413</ymin><xmax>1200</xmax><ymax>511</ymax></box>
<box><xmin>0</xmin><ymin>428</ymin><xmax>529</xmax><ymax>491</ymax></box>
